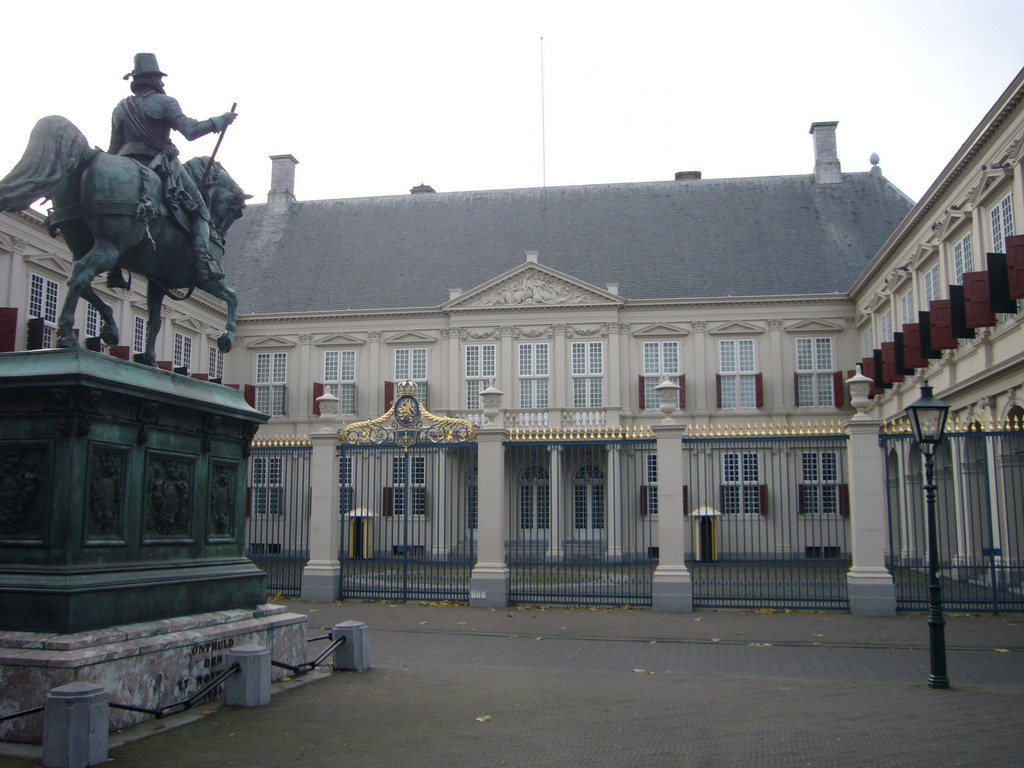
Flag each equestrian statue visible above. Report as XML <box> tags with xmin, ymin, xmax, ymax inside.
<box><xmin>0</xmin><ymin>53</ymin><xmax>251</xmax><ymax>364</ymax></box>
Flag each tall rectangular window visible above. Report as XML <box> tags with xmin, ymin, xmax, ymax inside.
<box><xmin>173</xmin><ymin>332</ymin><xmax>192</xmax><ymax>369</ymax></box>
<box><xmin>721</xmin><ymin>452</ymin><xmax>761</xmax><ymax>514</ymax></box>
<box><xmin>923</xmin><ymin>263</ymin><xmax>942</xmax><ymax>304</ymax></box>
<box><xmin>338</xmin><ymin>455</ymin><xmax>353</xmax><ymax>516</ymax></box>
<box><xmin>718</xmin><ymin>339</ymin><xmax>756</xmax><ymax>409</ymax></box>
<box><xmin>132</xmin><ymin>316</ymin><xmax>147</xmax><ymax>355</ymax></box>
<box><xmin>518</xmin><ymin>342</ymin><xmax>549</xmax><ymax>409</ymax></box>
<box><xmin>800</xmin><ymin>451</ymin><xmax>839</xmax><ymax>514</ymax></box>
<box><xmin>209</xmin><ymin>345</ymin><xmax>224</xmax><ymax>380</ymax></box>
<box><xmin>878</xmin><ymin>309</ymin><xmax>893</xmax><ymax>344</ymax></box>
<box><xmin>861</xmin><ymin>326</ymin><xmax>874</xmax><ymax>358</ymax></box>
<box><xmin>250</xmin><ymin>456</ymin><xmax>284</xmax><ymax>515</ymax></box>
<box><xmin>898</xmin><ymin>288</ymin><xmax>915</xmax><ymax>326</ymax></box>
<box><xmin>255</xmin><ymin>351</ymin><xmax>288</xmax><ymax>416</ymax></box>
<box><xmin>642</xmin><ymin>341</ymin><xmax>680</xmax><ymax>410</ymax></box>
<box><xmin>394</xmin><ymin>348</ymin><xmax>428</xmax><ymax>404</ymax></box>
<box><xmin>28</xmin><ymin>274</ymin><xmax>59</xmax><ymax>348</ymax></box>
<box><xmin>571</xmin><ymin>341</ymin><xmax>604</xmax><ymax>408</ymax></box>
<box><xmin>324</xmin><ymin>349</ymin><xmax>357</xmax><ymax>415</ymax></box>
<box><xmin>952</xmin><ymin>232</ymin><xmax>973</xmax><ymax>285</ymax></box>
<box><xmin>796</xmin><ymin>337</ymin><xmax>835</xmax><ymax>408</ymax></box>
<box><xmin>991</xmin><ymin>193</ymin><xmax>1014</xmax><ymax>252</ymax></box>
<box><xmin>465</xmin><ymin>344</ymin><xmax>496</xmax><ymax>410</ymax></box>
<box><xmin>85</xmin><ymin>303</ymin><xmax>100</xmax><ymax>339</ymax></box>
<box><xmin>391</xmin><ymin>456</ymin><xmax>426</xmax><ymax>516</ymax></box>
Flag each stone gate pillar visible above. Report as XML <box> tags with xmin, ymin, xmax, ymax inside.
<box><xmin>471</xmin><ymin>390</ymin><xmax>509</xmax><ymax>608</ymax></box>
<box><xmin>651</xmin><ymin>421</ymin><xmax>692</xmax><ymax>611</ymax></box>
<box><xmin>845</xmin><ymin>370</ymin><xmax>896</xmax><ymax>616</ymax></box>
<box><xmin>301</xmin><ymin>393</ymin><xmax>342</xmax><ymax>601</ymax></box>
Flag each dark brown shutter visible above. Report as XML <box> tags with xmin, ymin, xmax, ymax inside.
<box><xmin>312</xmin><ymin>382</ymin><xmax>324</xmax><ymax>416</ymax></box>
<box><xmin>881</xmin><ymin>342</ymin><xmax>902</xmax><ymax>384</ymax></box>
<box><xmin>948</xmin><ymin>284</ymin><xmax>975</xmax><ymax>339</ymax></box>
<box><xmin>832</xmin><ymin>371</ymin><xmax>844</xmax><ymax>407</ymax></box>
<box><xmin>928</xmin><ymin>300</ymin><xmax>957</xmax><ymax>350</ymax></box>
<box><xmin>758</xmin><ymin>484</ymin><xmax>769</xmax><ymax>517</ymax></box>
<box><xmin>715</xmin><ymin>374</ymin><xmax>722</xmax><ymax>409</ymax></box>
<box><xmin>157</xmin><ymin>361</ymin><xmax>173</xmax><ymax>371</ymax></box>
<box><xmin>838</xmin><ymin>484</ymin><xmax>850</xmax><ymax>517</ymax></box>
<box><xmin>0</xmin><ymin>308</ymin><xmax>17</xmax><ymax>352</ymax></box>
<box><xmin>683</xmin><ymin>485</ymin><xmax>689</xmax><ymax>516</ymax></box>
<box><xmin>110</xmin><ymin>345</ymin><xmax>131</xmax><ymax>360</ymax></box>
<box><xmin>382</xmin><ymin>486</ymin><xmax>395</xmax><ymax>516</ymax></box>
<box><xmin>793</xmin><ymin>372</ymin><xmax>800</xmax><ymax>405</ymax></box>
<box><xmin>638</xmin><ymin>375</ymin><xmax>646</xmax><ymax>410</ymax></box>
<box><xmin>892</xmin><ymin>332</ymin><xmax>913</xmax><ymax>375</ymax></box>
<box><xmin>902</xmin><ymin>324</ymin><xmax>928</xmax><ymax>368</ymax></box>
<box><xmin>962</xmin><ymin>271</ymin><xmax>996</xmax><ymax>328</ymax></box>
<box><xmin>1006</xmin><ymin>234</ymin><xmax>1024</xmax><ymax>299</ymax></box>
<box><xmin>384</xmin><ymin>380</ymin><xmax>396</xmax><ymax>412</ymax></box>
<box><xmin>755</xmin><ymin>373</ymin><xmax>764</xmax><ymax>408</ymax></box>
<box><xmin>678</xmin><ymin>374</ymin><xmax>685</xmax><ymax>409</ymax></box>
<box><xmin>26</xmin><ymin>317</ymin><xmax>44</xmax><ymax>350</ymax></box>
<box><xmin>191</xmin><ymin>373</ymin><xmax>209</xmax><ymax>381</ymax></box>
<box><xmin>797</xmin><ymin>484</ymin><xmax>806</xmax><ymax>515</ymax></box>
<box><xmin>986</xmin><ymin>252</ymin><xmax>1018</xmax><ymax>313</ymax></box>
<box><xmin>718</xmin><ymin>484</ymin><xmax>726</xmax><ymax>512</ymax></box>
<box><xmin>85</xmin><ymin>337</ymin><xmax>103</xmax><ymax>352</ymax></box>
<box><xmin>243</xmin><ymin>384</ymin><xmax>257</xmax><ymax>408</ymax></box>
<box><xmin>872</xmin><ymin>349</ymin><xmax>889</xmax><ymax>390</ymax></box>
<box><xmin>639</xmin><ymin>485</ymin><xmax>649</xmax><ymax>516</ymax></box>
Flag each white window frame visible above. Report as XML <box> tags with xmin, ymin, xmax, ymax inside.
<box><xmin>898</xmin><ymin>288</ymin><xmax>915</xmax><ymax>326</ymax></box>
<box><xmin>923</xmin><ymin>263</ymin><xmax>942</xmax><ymax>304</ymax></box>
<box><xmin>518</xmin><ymin>342</ymin><xmax>550</xmax><ymax>409</ymax></box>
<box><xmin>132</xmin><ymin>316</ymin><xmax>147</xmax><ymax>355</ymax></box>
<box><xmin>338</xmin><ymin>455</ymin><xmax>353</xmax><ymax>515</ymax></box>
<box><xmin>795</xmin><ymin>337</ymin><xmax>835</xmax><ymax>408</ymax></box>
<box><xmin>255</xmin><ymin>351</ymin><xmax>288</xmax><ymax>417</ymax></box>
<box><xmin>642</xmin><ymin>341</ymin><xmax>680</xmax><ymax>410</ymax></box>
<box><xmin>718</xmin><ymin>339</ymin><xmax>757</xmax><ymax>409</ymax></box>
<box><xmin>251</xmin><ymin>456</ymin><xmax>284</xmax><ymax>515</ymax></box>
<box><xmin>85</xmin><ymin>303</ymin><xmax>100</xmax><ymax>339</ymax></box>
<box><xmin>394</xmin><ymin>347</ymin><xmax>428</xmax><ymax>405</ymax></box>
<box><xmin>952</xmin><ymin>232</ymin><xmax>973</xmax><ymax>285</ymax></box>
<box><xmin>801</xmin><ymin>451</ymin><xmax>839</xmax><ymax>515</ymax></box>
<box><xmin>643</xmin><ymin>454</ymin><xmax>659</xmax><ymax>516</ymax></box>
<box><xmin>571</xmin><ymin>341</ymin><xmax>604</xmax><ymax>408</ymax></box>
<box><xmin>991</xmin><ymin>192</ymin><xmax>1014</xmax><ymax>252</ymax></box>
<box><xmin>324</xmin><ymin>349</ymin><xmax>357</xmax><ymax>415</ymax></box>
<box><xmin>208</xmin><ymin>345</ymin><xmax>224</xmax><ymax>380</ymax></box>
<box><xmin>173</xmin><ymin>331</ymin><xmax>192</xmax><ymax>370</ymax></box>
<box><xmin>722</xmin><ymin>452</ymin><xmax>761</xmax><ymax>515</ymax></box>
<box><xmin>861</xmin><ymin>325</ymin><xmax>874</xmax><ymax>359</ymax></box>
<box><xmin>465</xmin><ymin>343</ymin><xmax>496</xmax><ymax>410</ymax></box>
<box><xmin>877</xmin><ymin>309</ymin><xmax>893</xmax><ymax>344</ymax></box>
<box><xmin>28</xmin><ymin>273</ymin><xmax>59</xmax><ymax>348</ymax></box>
<box><xmin>391</xmin><ymin>455</ymin><xmax>426</xmax><ymax>516</ymax></box>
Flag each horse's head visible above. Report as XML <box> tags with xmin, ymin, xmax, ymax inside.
<box><xmin>184</xmin><ymin>156</ymin><xmax>253</xmax><ymax>237</ymax></box>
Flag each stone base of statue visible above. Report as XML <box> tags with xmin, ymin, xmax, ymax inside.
<box><xmin>0</xmin><ymin>349</ymin><xmax>306</xmax><ymax>742</ymax></box>
<box><xmin>0</xmin><ymin>604</ymin><xmax>307</xmax><ymax>743</ymax></box>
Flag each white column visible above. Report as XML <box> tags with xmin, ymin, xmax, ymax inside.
<box><xmin>546</xmin><ymin>444</ymin><xmax>564</xmax><ymax>560</ymax></box>
<box><xmin>470</xmin><ymin>424</ymin><xmax>509</xmax><ymax>607</ymax></box>
<box><xmin>300</xmin><ymin>412</ymin><xmax>341</xmax><ymax>601</ymax></box>
<box><xmin>844</xmin><ymin>371</ymin><xmax>896</xmax><ymax>615</ymax></box>
<box><xmin>651</xmin><ymin>422</ymin><xmax>692</xmax><ymax>611</ymax></box>
<box><xmin>606</xmin><ymin>443</ymin><xmax>622</xmax><ymax>560</ymax></box>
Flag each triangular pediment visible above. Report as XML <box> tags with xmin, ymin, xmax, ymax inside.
<box><xmin>707</xmin><ymin>321</ymin><xmax>764</xmax><ymax>335</ymax></box>
<box><xmin>445</xmin><ymin>262</ymin><xmax>622</xmax><ymax>311</ymax></box>
<box><xmin>784</xmin><ymin>319</ymin><xmax>844</xmax><ymax>334</ymax></box>
<box><xmin>246</xmin><ymin>335</ymin><xmax>297</xmax><ymax>349</ymax></box>
<box><xmin>315</xmin><ymin>332</ymin><xmax>366</xmax><ymax>346</ymax></box>
<box><xmin>24</xmin><ymin>252</ymin><xmax>72</xmax><ymax>278</ymax></box>
<box><xmin>384</xmin><ymin>331</ymin><xmax>437</xmax><ymax>345</ymax></box>
<box><xmin>937</xmin><ymin>210</ymin><xmax>968</xmax><ymax>242</ymax></box>
<box><xmin>170</xmin><ymin>315</ymin><xmax>208</xmax><ymax>335</ymax></box>
<box><xmin>632</xmin><ymin>323</ymin><xmax>689</xmax><ymax>337</ymax></box>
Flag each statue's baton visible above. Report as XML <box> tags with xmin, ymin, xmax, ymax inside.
<box><xmin>201</xmin><ymin>102</ymin><xmax>237</xmax><ymax>187</ymax></box>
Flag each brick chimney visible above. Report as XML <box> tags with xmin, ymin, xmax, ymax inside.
<box><xmin>809</xmin><ymin>122</ymin><xmax>841</xmax><ymax>184</ymax></box>
<box><xmin>268</xmin><ymin>154</ymin><xmax>298</xmax><ymax>214</ymax></box>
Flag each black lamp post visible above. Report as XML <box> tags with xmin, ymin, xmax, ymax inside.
<box><xmin>905</xmin><ymin>381</ymin><xmax>952</xmax><ymax>689</ymax></box>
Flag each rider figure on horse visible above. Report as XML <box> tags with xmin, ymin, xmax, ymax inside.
<box><xmin>108</xmin><ymin>53</ymin><xmax>236</xmax><ymax>285</ymax></box>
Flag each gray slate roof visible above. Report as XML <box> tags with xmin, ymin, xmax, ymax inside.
<box><xmin>220</xmin><ymin>173</ymin><xmax>913</xmax><ymax>314</ymax></box>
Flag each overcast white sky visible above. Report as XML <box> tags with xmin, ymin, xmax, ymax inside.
<box><xmin>2</xmin><ymin>0</ymin><xmax>1023</xmax><ymax>206</ymax></box>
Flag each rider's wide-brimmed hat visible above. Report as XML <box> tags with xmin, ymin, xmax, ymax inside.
<box><xmin>123</xmin><ymin>53</ymin><xmax>167</xmax><ymax>80</ymax></box>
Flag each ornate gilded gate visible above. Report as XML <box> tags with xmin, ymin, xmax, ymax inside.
<box><xmin>337</xmin><ymin>382</ymin><xmax>477</xmax><ymax>602</ymax></box>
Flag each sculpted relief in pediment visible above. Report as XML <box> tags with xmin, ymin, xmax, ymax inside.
<box><xmin>465</xmin><ymin>273</ymin><xmax>600</xmax><ymax>308</ymax></box>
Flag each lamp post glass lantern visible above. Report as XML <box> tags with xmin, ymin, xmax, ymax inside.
<box><xmin>905</xmin><ymin>381</ymin><xmax>952</xmax><ymax>689</ymax></box>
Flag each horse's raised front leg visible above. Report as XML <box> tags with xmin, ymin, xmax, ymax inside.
<box><xmin>79</xmin><ymin>285</ymin><xmax>119</xmax><ymax>347</ymax></box>
<box><xmin>139</xmin><ymin>281</ymin><xmax>165</xmax><ymax>367</ymax></box>
<box><xmin>206</xmin><ymin>279</ymin><xmax>238</xmax><ymax>353</ymax></box>
<box><xmin>56</xmin><ymin>239</ymin><xmax>120</xmax><ymax>348</ymax></box>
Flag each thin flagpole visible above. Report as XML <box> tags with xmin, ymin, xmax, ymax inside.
<box><xmin>540</xmin><ymin>36</ymin><xmax>547</xmax><ymax>188</ymax></box>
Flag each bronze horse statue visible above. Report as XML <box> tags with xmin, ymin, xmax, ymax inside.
<box><xmin>0</xmin><ymin>115</ymin><xmax>251</xmax><ymax>364</ymax></box>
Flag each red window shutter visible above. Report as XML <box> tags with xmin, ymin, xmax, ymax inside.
<box><xmin>639</xmin><ymin>485</ymin><xmax>649</xmax><ymax>516</ymax></box>
<box><xmin>986</xmin><ymin>252</ymin><xmax>1018</xmax><ymax>313</ymax></box>
<box><xmin>157</xmin><ymin>361</ymin><xmax>173</xmax><ymax>371</ymax></box>
<box><xmin>384</xmin><ymin>380</ymin><xmax>396</xmax><ymax>412</ymax></box>
<box><xmin>715</xmin><ymin>374</ymin><xmax>722</xmax><ymax>409</ymax></box>
<box><xmin>948</xmin><ymin>284</ymin><xmax>975</xmax><ymax>340</ymax></box>
<box><xmin>881</xmin><ymin>342</ymin><xmax>902</xmax><ymax>384</ymax></box>
<box><xmin>871</xmin><ymin>349</ymin><xmax>889</xmax><ymax>391</ymax></box>
<box><xmin>312</xmin><ymin>382</ymin><xmax>324</xmax><ymax>415</ymax></box>
<box><xmin>755</xmin><ymin>373</ymin><xmax>764</xmax><ymax>408</ymax></box>
<box><xmin>838</xmin><ymin>484</ymin><xmax>850</xmax><ymax>517</ymax></box>
<box><xmin>683</xmin><ymin>485</ymin><xmax>689</xmax><ymax>516</ymax></box>
<box><xmin>832</xmin><ymin>371</ymin><xmax>844</xmax><ymax>407</ymax></box>
<box><xmin>1006</xmin><ymin>234</ymin><xmax>1024</xmax><ymax>299</ymax></box>
<box><xmin>0</xmin><ymin>308</ymin><xmax>17</xmax><ymax>352</ymax></box>
<box><xmin>678</xmin><ymin>374</ymin><xmax>685</xmax><ymax>409</ymax></box>
<box><xmin>381</xmin><ymin>486</ymin><xmax>395</xmax><ymax>516</ymax></box>
<box><xmin>928</xmin><ymin>300</ymin><xmax>956</xmax><ymax>350</ymax></box>
<box><xmin>110</xmin><ymin>345</ymin><xmax>131</xmax><ymax>360</ymax></box>
<box><xmin>963</xmin><ymin>271</ymin><xmax>996</xmax><ymax>328</ymax></box>
<box><xmin>758</xmin><ymin>484</ymin><xmax>769</xmax><ymax>517</ymax></box>
<box><xmin>797</xmin><ymin>484</ymin><xmax>806</xmax><ymax>515</ymax></box>
<box><xmin>243</xmin><ymin>384</ymin><xmax>257</xmax><ymax>408</ymax></box>
<box><xmin>225</xmin><ymin>383</ymin><xmax>240</xmax><ymax>390</ymax></box>
<box><xmin>26</xmin><ymin>317</ymin><xmax>45</xmax><ymax>350</ymax></box>
<box><xmin>915</xmin><ymin>311</ymin><xmax>941</xmax><ymax>360</ymax></box>
<box><xmin>638</xmin><ymin>375</ymin><xmax>646</xmax><ymax>410</ymax></box>
<box><xmin>901</xmin><ymin>324</ymin><xmax>928</xmax><ymax>369</ymax></box>
<box><xmin>191</xmin><ymin>373</ymin><xmax>209</xmax><ymax>381</ymax></box>
<box><xmin>892</xmin><ymin>332</ymin><xmax>913</xmax><ymax>375</ymax></box>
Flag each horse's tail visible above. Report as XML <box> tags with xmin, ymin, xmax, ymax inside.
<box><xmin>0</xmin><ymin>116</ymin><xmax>97</xmax><ymax>212</ymax></box>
